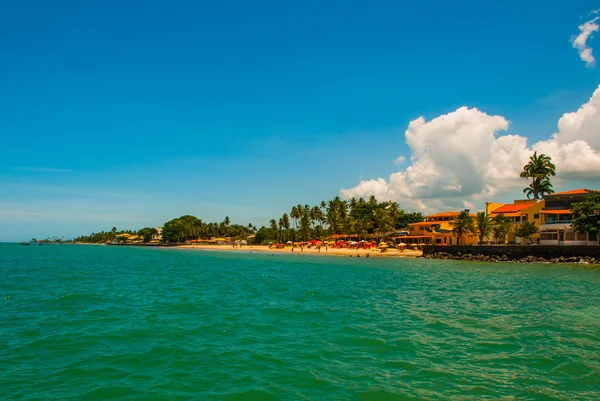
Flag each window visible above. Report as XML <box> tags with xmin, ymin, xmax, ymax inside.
<box><xmin>515</xmin><ymin>216</ymin><xmax>521</xmax><ymax>223</ymax></box>
<box><xmin>409</xmin><ymin>227</ymin><xmax>414</xmax><ymax>231</ymax></box>
<box><xmin>540</xmin><ymin>231</ymin><xmax>558</xmax><ymax>240</ymax></box>
<box><xmin>534</xmin><ymin>213</ymin><xmax>540</xmax><ymax>219</ymax></box>
<box><xmin>522</xmin><ymin>215</ymin><xmax>528</xmax><ymax>222</ymax></box>
<box><xmin>590</xmin><ymin>232</ymin><xmax>598</xmax><ymax>241</ymax></box>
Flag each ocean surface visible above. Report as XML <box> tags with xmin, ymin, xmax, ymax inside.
<box><xmin>1</xmin><ymin>243</ymin><xmax>599</xmax><ymax>400</ymax></box>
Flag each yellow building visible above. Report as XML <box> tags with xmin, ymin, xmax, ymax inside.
<box><xmin>486</xmin><ymin>199</ymin><xmax>544</xmax><ymax>244</ymax></box>
<box><xmin>404</xmin><ymin>212</ymin><xmax>478</xmax><ymax>245</ymax></box>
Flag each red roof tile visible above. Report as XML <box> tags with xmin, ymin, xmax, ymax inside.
<box><xmin>551</xmin><ymin>188</ymin><xmax>597</xmax><ymax>196</ymax></box>
<box><xmin>424</xmin><ymin>211</ymin><xmax>476</xmax><ymax>219</ymax></box>
<box><xmin>490</xmin><ymin>203</ymin><xmax>535</xmax><ymax>214</ymax></box>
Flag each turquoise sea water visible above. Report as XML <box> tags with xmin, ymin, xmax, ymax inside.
<box><xmin>1</xmin><ymin>244</ymin><xmax>599</xmax><ymax>400</ymax></box>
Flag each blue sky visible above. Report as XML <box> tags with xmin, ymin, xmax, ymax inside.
<box><xmin>1</xmin><ymin>0</ymin><xmax>600</xmax><ymax>241</ymax></box>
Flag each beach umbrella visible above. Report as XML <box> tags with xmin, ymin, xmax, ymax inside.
<box><xmin>286</xmin><ymin>241</ymin><xmax>293</xmax><ymax>244</ymax></box>
<box><xmin>349</xmin><ymin>241</ymin><xmax>358</xmax><ymax>245</ymax></box>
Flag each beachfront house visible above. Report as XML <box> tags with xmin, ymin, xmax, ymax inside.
<box><xmin>405</xmin><ymin>212</ymin><xmax>478</xmax><ymax>245</ymax></box>
<box><xmin>151</xmin><ymin>227</ymin><xmax>163</xmax><ymax>243</ymax></box>
<box><xmin>539</xmin><ymin>189</ymin><xmax>599</xmax><ymax>246</ymax></box>
<box><xmin>486</xmin><ymin>199</ymin><xmax>544</xmax><ymax>244</ymax></box>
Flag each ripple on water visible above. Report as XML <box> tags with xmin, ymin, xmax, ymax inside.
<box><xmin>1</xmin><ymin>244</ymin><xmax>600</xmax><ymax>400</ymax></box>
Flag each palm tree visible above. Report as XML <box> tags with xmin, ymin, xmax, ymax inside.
<box><xmin>450</xmin><ymin>211</ymin><xmax>476</xmax><ymax>245</ymax></box>
<box><xmin>491</xmin><ymin>214</ymin><xmax>512</xmax><ymax>244</ymax></box>
<box><xmin>282</xmin><ymin>213</ymin><xmax>290</xmax><ymax>241</ymax></box>
<box><xmin>475</xmin><ymin>212</ymin><xmax>493</xmax><ymax>244</ymax></box>
<box><xmin>278</xmin><ymin>218</ymin><xmax>284</xmax><ymax>242</ymax></box>
<box><xmin>290</xmin><ymin>206</ymin><xmax>297</xmax><ymax>229</ymax></box>
<box><xmin>520</xmin><ymin>151</ymin><xmax>556</xmax><ymax>200</ymax></box>
<box><xmin>356</xmin><ymin>217</ymin><xmax>373</xmax><ymax>240</ymax></box>
<box><xmin>310</xmin><ymin>206</ymin><xmax>323</xmax><ymax>230</ymax></box>
<box><xmin>523</xmin><ymin>178</ymin><xmax>554</xmax><ymax>200</ymax></box>
<box><xmin>386</xmin><ymin>201</ymin><xmax>402</xmax><ymax>228</ymax></box>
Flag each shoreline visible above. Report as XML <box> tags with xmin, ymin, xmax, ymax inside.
<box><xmin>175</xmin><ymin>244</ymin><xmax>423</xmax><ymax>258</ymax></box>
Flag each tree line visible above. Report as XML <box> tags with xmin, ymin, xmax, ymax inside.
<box><xmin>257</xmin><ymin>196</ymin><xmax>424</xmax><ymax>244</ymax></box>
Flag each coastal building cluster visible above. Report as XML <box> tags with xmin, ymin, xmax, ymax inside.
<box><xmin>401</xmin><ymin>188</ymin><xmax>599</xmax><ymax>246</ymax></box>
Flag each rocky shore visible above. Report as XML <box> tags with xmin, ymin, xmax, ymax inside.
<box><xmin>424</xmin><ymin>251</ymin><xmax>599</xmax><ymax>264</ymax></box>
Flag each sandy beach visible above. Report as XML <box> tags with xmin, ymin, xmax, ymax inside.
<box><xmin>177</xmin><ymin>244</ymin><xmax>423</xmax><ymax>258</ymax></box>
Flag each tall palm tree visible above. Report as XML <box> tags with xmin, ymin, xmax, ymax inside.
<box><xmin>278</xmin><ymin>218</ymin><xmax>284</xmax><ymax>242</ymax></box>
<box><xmin>310</xmin><ymin>206</ymin><xmax>322</xmax><ymax>229</ymax></box>
<box><xmin>475</xmin><ymin>212</ymin><xmax>493</xmax><ymax>244</ymax></box>
<box><xmin>290</xmin><ymin>206</ymin><xmax>296</xmax><ymax>229</ymax></box>
<box><xmin>520</xmin><ymin>151</ymin><xmax>556</xmax><ymax>200</ymax></box>
<box><xmin>450</xmin><ymin>211</ymin><xmax>476</xmax><ymax>245</ymax></box>
<box><xmin>523</xmin><ymin>178</ymin><xmax>554</xmax><ymax>200</ymax></box>
<box><xmin>282</xmin><ymin>213</ymin><xmax>290</xmax><ymax>241</ymax></box>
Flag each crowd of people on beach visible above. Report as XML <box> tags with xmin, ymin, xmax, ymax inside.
<box><xmin>268</xmin><ymin>239</ymin><xmax>407</xmax><ymax>253</ymax></box>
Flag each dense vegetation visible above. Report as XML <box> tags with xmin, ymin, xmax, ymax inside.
<box><xmin>73</xmin><ymin>227</ymin><xmax>137</xmax><ymax>243</ymax></box>
<box><xmin>71</xmin><ymin>196</ymin><xmax>423</xmax><ymax>245</ymax></box>
<box><xmin>260</xmin><ymin>196</ymin><xmax>424</xmax><ymax>244</ymax></box>
<box><xmin>161</xmin><ymin>215</ymin><xmax>255</xmax><ymax>243</ymax></box>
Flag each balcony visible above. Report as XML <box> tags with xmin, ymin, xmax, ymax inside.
<box><xmin>544</xmin><ymin>219</ymin><xmax>573</xmax><ymax>224</ymax></box>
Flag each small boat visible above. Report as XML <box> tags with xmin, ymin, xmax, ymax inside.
<box><xmin>20</xmin><ymin>242</ymin><xmax>30</xmax><ymax>246</ymax></box>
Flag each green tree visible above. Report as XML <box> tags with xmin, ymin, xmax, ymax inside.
<box><xmin>253</xmin><ymin>226</ymin><xmax>278</xmax><ymax>244</ymax></box>
<box><xmin>450</xmin><ymin>211</ymin><xmax>476</xmax><ymax>245</ymax></box>
<box><xmin>299</xmin><ymin>205</ymin><xmax>311</xmax><ymax>240</ymax></box>
<box><xmin>475</xmin><ymin>212</ymin><xmax>493</xmax><ymax>244</ymax></box>
<box><xmin>572</xmin><ymin>193</ymin><xmax>600</xmax><ymax>235</ymax></box>
<box><xmin>491</xmin><ymin>214</ymin><xmax>513</xmax><ymax>244</ymax></box>
<box><xmin>520</xmin><ymin>151</ymin><xmax>556</xmax><ymax>200</ymax></box>
<box><xmin>396</xmin><ymin>212</ymin><xmax>424</xmax><ymax>228</ymax></box>
<box><xmin>138</xmin><ymin>227</ymin><xmax>158</xmax><ymax>243</ymax></box>
<box><xmin>162</xmin><ymin>215</ymin><xmax>202</xmax><ymax>243</ymax></box>
<box><xmin>372</xmin><ymin>207</ymin><xmax>395</xmax><ymax>240</ymax></box>
<box><xmin>269</xmin><ymin>218</ymin><xmax>279</xmax><ymax>241</ymax></box>
<box><xmin>514</xmin><ymin>221</ymin><xmax>537</xmax><ymax>245</ymax></box>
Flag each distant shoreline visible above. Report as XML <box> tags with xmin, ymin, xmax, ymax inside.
<box><xmin>175</xmin><ymin>244</ymin><xmax>423</xmax><ymax>258</ymax></box>
<box><xmin>51</xmin><ymin>242</ymin><xmax>424</xmax><ymax>258</ymax></box>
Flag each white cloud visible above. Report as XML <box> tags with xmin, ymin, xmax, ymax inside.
<box><xmin>394</xmin><ymin>156</ymin><xmax>406</xmax><ymax>165</ymax></box>
<box><xmin>341</xmin><ymin>85</ymin><xmax>600</xmax><ymax>212</ymax></box>
<box><xmin>572</xmin><ymin>17</ymin><xmax>599</xmax><ymax>67</ymax></box>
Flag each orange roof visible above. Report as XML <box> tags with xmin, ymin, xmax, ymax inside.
<box><xmin>409</xmin><ymin>222</ymin><xmax>441</xmax><ymax>226</ymax></box>
<box><xmin>540</xmin><ymin>209</ymin><xmax>572</xmax><ymax>215</ymax></box>
<box><xmin>501</xmin><ymin>212</ymin><xmax>523</xmax><ymax>217</ymax></box>
<box><xmin>424</xmin><ymin>212</ymin><xmax>459</xmax><ymax>218</ymax></box>
<box><xmin>489</xmin><ymin>203</ymin><xmax>533</xmax><ymax>214</ymax></box>
<box><xmin>551</xmin><ymin>188</ymin><xmax>597</xmax><ymax>196</ymax></box>
<box><xmin>424</xmin><ymin>211</ymin><xmax>477</xmax><ymax>219</ymax></box>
